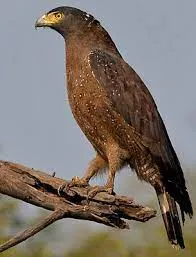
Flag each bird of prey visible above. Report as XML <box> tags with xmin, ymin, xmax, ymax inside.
<box><xmin>35</xmin><ymin>6</ymin><xmax>193</xmax><ymax>248</ymax></box>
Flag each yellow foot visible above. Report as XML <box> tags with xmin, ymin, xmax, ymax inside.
<box><xmin>57</xmin><ymin>176</ymin><xmax>89</xmax><ymax>196</ymax></box>
<box><xmin>87</xmin><ymin>185</ymin><xmax>115</xmax><ymax>199</ymax></box>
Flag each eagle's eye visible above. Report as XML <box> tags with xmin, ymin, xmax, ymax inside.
<box><xmin>54</xmin><ymin>12</ymin><xmax>63</xmax><ymax>20</ymax></box>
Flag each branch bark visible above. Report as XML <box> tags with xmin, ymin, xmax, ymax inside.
<box><xmin>0</xmin><ymin>161</ymin><xmax>156</xmax><ymax>252</ymax></box>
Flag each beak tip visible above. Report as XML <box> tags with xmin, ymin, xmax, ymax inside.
<box><xmin>35</xmin><ymin>15</ymin><xmax>47</xmax><ymax>29</ymax></box>
<box><xmin>35</xmin><ymin>21</ymin><xmax>40</xmax><ymax>29</ymax></box>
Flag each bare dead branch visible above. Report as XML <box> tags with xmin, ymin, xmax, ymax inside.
<box><xmin>0</xmin><ymin>161</ymin><xmax>156</xmax><ymax>253</ymax></box>
<box><xmin>0</xmin><ymin>208</ymin><xmax>65</xmax><ymax>253</ymax></box>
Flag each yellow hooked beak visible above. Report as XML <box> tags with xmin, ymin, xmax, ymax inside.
<box><xmin>35</xmin><ymin>14</ymin><xmax>51</xmax><ymax>28</ymax></box>
<box><xmin>35</xmin><ymin>12</ymin><xmax>64</xmax><ymax>28</ymax></box>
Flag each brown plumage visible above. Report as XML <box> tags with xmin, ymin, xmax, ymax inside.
<box><xmin>35</xmin><ymin>6</ymin><xmax>193</xmax><ymax>248</ymax></box>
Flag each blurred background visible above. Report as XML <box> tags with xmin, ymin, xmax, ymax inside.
<box><xmin>0</xmin><ymin>1</ymin><xmax>195</xmax><ymax>256</ymax></box>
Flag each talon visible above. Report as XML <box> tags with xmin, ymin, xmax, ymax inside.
<box><xmin>71</xmin><ymin>176</ymin><xmax>80</xmax><ymax>183</ymax></box>
<box><xmin>57</xmin><ymin>183</ymin><xmax>66</xmax><ymax>196</ymax></box>
<box><xmin>58</xmin><ymin>176</ymin><xmax>89</xmax><ymax>196</ymax></box>
<box><xmin>87</xmin><ymin>185</ymin><xmax>114</xmax><ymax>199</ymax></box>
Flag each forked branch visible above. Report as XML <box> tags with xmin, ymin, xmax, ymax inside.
<box><xmin>0</xmin><ymin>161</ymin><xmax>156</xmax><ymax>253</ymax></box>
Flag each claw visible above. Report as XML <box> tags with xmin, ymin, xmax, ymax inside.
<box><xmin>57</xmin><ymin>183</ymin><xmax>67</xmax><ymax>196</ymax></box>
<box><xmin>70</xmin><ymin>176</ymin><xmax>89</xmax><ymax>187</ymax></box>
<box><xmin>57</xmin><ymin>176</ymin><xmax>89</xmax><ymax>196</ymax></box>
<box><xmin>87</xmin><ymin>185</ymin><xmax>115</xmax><ymax>200</ymax></box>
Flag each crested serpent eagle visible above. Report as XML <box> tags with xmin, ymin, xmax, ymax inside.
<box><xmin>35</xmin><ymin>6</ymin><xmax>193</xmax><ymax>248</ymax></box>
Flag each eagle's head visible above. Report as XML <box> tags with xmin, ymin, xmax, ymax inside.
<box><xmin>35</xmin><ymin>6</ymin><xmax>100</xmax><ymax>38</ymax></box>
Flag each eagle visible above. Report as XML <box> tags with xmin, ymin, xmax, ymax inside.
<box><xmin>35</xmin><ymin>6</ymin><xmax>193</xmax><ymax>248</ymax></box>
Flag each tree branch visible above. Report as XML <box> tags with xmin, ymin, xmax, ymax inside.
<box><xmin>0</xmin><ymin>209</ymin><xmax>64</xmax><ymax>253</ymax></box>
<box><xmin>0</xmin><ymin>161</ymin><xmax>156</xmax><ymax>252</ymax></box>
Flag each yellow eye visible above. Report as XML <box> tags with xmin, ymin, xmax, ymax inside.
<box><xmin>54</xmin><ymin>13</ymin><xmax>62</xmax><ymax>20</ymax></box>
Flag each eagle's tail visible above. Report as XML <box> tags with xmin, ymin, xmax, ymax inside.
<box><xmin>156</xmin><ymin>189</ymin><xmax>185</xmax><ymax>249</ymax></box>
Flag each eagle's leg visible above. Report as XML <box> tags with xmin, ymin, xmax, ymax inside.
<box><xmin>87</xmin><ymin>165</ymin><xmax>116</xmax><ymax>198</ymax></box>
<box><xmin>88</xmin><ymin>172</ymin><xmax>116</xmax><ymax>199</ymax></box>
<box><xmin>87</xmin><ymin>147</ymin><xmax>121</xmax><ymax>198</ymax></box>
<box><xmin>70</xmin><ymin>154</ymin><xmax>107</xmax><ymax>186</ymax></box>
<box><xmin>58</xmin><ymin>154</ymin><xmax>107</xmax><ymax>195</ymax></box>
